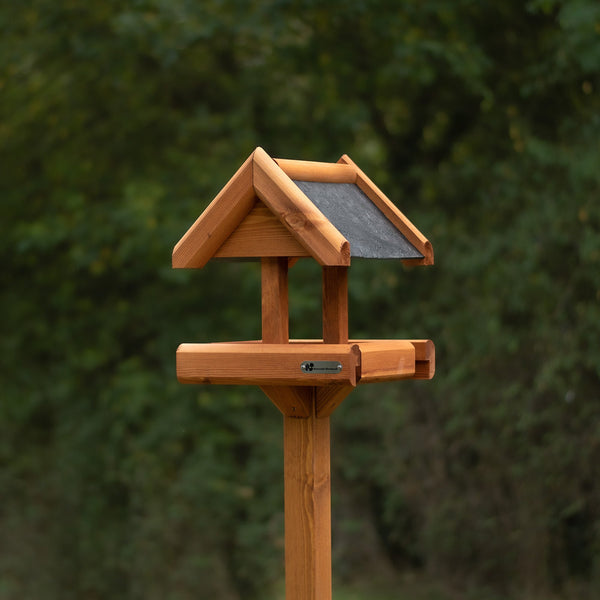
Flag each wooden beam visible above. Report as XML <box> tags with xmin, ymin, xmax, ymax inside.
<box><xmin>284</xmin><ymin>396</ymin><xmax>332</xmax><ymax>600</ymax></box>
<box><xmin>337</xmin><ymin>154</ymin><xmax>434</xmax><ymax>266</ymax></box>
<box><xmin>259</xmin><ymin>251</ymin><xmax>333</xmax><ymax>599</ymax></box>
<box><xmin>260</xmin><ymin>258</ymin><xmax>312</xmax><ymax>417</ymax></box>
<box><xmin>253</xmin><ymin>147</ymin><xmax>351</xmax><ymax>266</ymax></box>
<box><xmin>215</xmin><ymin>203</ymin><xmax>309</xmax><ymax>258</ymax></box>
<box><xmin>316</xmin><ymin>384</ymin><xmax>354</xmax><ymax>418</ymax></box>
<box><xmin>261</xmin><ymin>257</ymin><xmax>290</xmax><ymax>344</ymax></box>
<box><xmin>260</xmin><ymin>385</ymin><xmax>312</xmax><ymax>417</ymax></box>
<box><xmin>230</xmin><ymin>339</ymin><xmax>434</xmax><ymax>381</ymax></box>
<box><xmin>275</xmin><ymin>158</ymin><xmax>357</xmax><ymax>183</ymax></box>
<box><xmin>176</xmin><ymin>343</ymin><xmax>360</xmax><ymax>386</ymax></box>
<box><xmin>173</xmin><ymin>151</ymin><xmax>256</xmax><ymax>268</ymax></box>
<box><xmin>322</xmin><ymin>266</ymin><xmax>349</xmax><ymax>344</ymax></box>
<box><xmin>349</xmin><ymin>339</ymin><xmax>435</xmax><ymax>381</ymax></box>
<box><xmin>409</xmin><ymin>339</ymin><xmax>436</xmax><ymax>380</ymax></box>
<box><xmin>357</xmin><ymin>340</ymin><xmax>415</xmax><ymax>383</ymax></box>
<box><xmin>316</xmin><ymin>266</ymin><xmax>352</xmax><ymax>417</ymax></box>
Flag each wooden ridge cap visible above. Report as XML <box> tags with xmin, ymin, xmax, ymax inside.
<box><xmin>253</xmin><ymin>147</ymin><xmax>351</xmax><ymax>266</ymax></box>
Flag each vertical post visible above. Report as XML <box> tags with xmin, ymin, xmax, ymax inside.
<box><xmin>280</xmin><ymin>266</ymin><xmax>349</xmax><ymax>599</ymax></box>
<box><xmin>284</xmin><ymin>399</ymin><xmax>331</xmax><ymax>600</ymax></box>
<box><xmin>316</xmin><ymin>267</ymin><xmax>353</xmax><ymax>418</ymax></box>
<box><xmin>261</xmin><ymin>257</ymin><xmax>334</xmax><ymax>600</ymax></box>
<box><xmin>262</xmin><ymin>257</ymin><xmax>289</xmax><ymax>343</ymax></box>
<box><xmin>322</xmin><ymin>266</ymin><xmax>349</xmax><ymax>344</ymax></box>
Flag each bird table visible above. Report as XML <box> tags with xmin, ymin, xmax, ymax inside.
<box><xmin>173</xmin><ymin>147</ymin><xmax>435</xmax><ymax>600</ymax></box>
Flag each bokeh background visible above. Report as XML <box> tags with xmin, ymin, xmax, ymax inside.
<box><xmin>2</xmin><ymin>1</ymin><xmax>600</xmax><ymax>598</ymax></box>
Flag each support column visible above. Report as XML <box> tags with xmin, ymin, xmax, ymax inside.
<box><xmin>322</xmin><ymin>266</ymin><xmax>348</xmax><ymax>344</ymax></box>
<box><xmin>284</xmin><ymin>398</ymin><xmax>331</xmax><ymax>600</ymax></box>
<box><xmin>317</xmin><ymin>266</ymin><xmax>352</xmax><ymax>418</ymax></box>
<box><xmin>260</xmin><ymin>257</ymin><xmax>332</xmax><ymax>600</ymax></box>
<box><xmin>261</xmin><ymin>257</ymin><xmax>289</xmax><ymax>343</ymax></box>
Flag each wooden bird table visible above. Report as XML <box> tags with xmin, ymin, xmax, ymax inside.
<box><xmin>173</xmin><ymin>148</ymin><xmax>435</xmax><ymax>600</ymax></box>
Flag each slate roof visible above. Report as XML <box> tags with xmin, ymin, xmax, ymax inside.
<box><xmin>294</xmin><ymin>181</ymin><xmax>424</xmax><ymax>260</ymax></box>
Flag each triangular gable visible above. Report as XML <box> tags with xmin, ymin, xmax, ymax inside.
<box><xmin>172</xmin><ymin>147</ymin><xmax>433</xmax><ymax>268</ymax></box>
<box><xmin>172</xmin><ymin>152</ymin><xmax>256</xmax><ymax>269</ymax></box>
<box><xmin>215</xmin><ymin>202</ymin><xmax>309</xmax><ymax>259</ymax></box>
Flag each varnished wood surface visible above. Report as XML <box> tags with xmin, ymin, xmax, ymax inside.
<box><xmin>358</xmin><ymin>340</ymin><xmax>416</xmax><ymax>383</ymax></box>
<box><xmin>316</xmin><ymin>384</ymin><xmax>354</xmax><ymax>418</ymax></box>
<box><xmin>260</xmin><ymin>385</ymin><xmax>312</xmax><ymax>417</ymax></box>
<box><xmin>351</xmin><ymin>339</ymin><xmax>435</xmax><ymax>381</ymax></box>
<box><xmin>253</xmin><ymin>147</ymin><xmax>351</xmax><ymax>266</ymax></box>
<box><xmin>176</xmin><ymin>343</ymin><xmax>360</xmax><ymax>386</ymax></box>
<box><xmin>322</xmin><ymin>266</ymin><xmax>349</xmax><ymax>344</ymax></box>
<box><xmin>263</xmin><ymin>338</ymin><xmax>434</xmax><ymax>382</ymax></box>
<box><xmin>172</xmin><ymin>151</ymin><xmax>255</xmax><ymax>268</ymax></box>
<box><xmin>275</xmin><ymin>158</ymin><xmax>356</xmax><ymax>183</ymax></box>
<box><xmin>177</xmin><ymin>340</ymin><xmax>434</xmax><ymax>385</ymax></box>
<box><xmin>284</xmin><ymin>399</ymin><xmax>332</xmax><ymax>600</ymax></box>
<box><xmin>215</xmin><ymin>202</ymin><xmax>309</xmax><ymax>258</ymax></box>
<box><xmin>195</xmin><ymin>339</ymin><xmax>435</xmax><ymax>382</ymax></box>
<box><xmin>262</xmin><ymin>257</ymin><xmax>290</xmax><ymax>344</ymax></box>
<box><xmin>408</xmin><ymin>339</ymin><xmax>435</xmax><ymax>379</ymax></box>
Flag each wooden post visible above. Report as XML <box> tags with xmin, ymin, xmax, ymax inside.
<box><xmin>262</xmin><ymin>257</ymin><xmax>289</xmax><ymax>343</ymax></box>
<box><xmin>281</xmin><ymin>267</ymin><xmax>349</xmax><ymax>599</ymax></box>
<box><xmin>284</xmin><ymin>397</ymin><xmax>331</xmax><ymax>600</ymax></box>
<box><xmin>322</xmin><ymin>266</ymin><xmax>348</xmax><ymax>344</ymax></box>
<box><xmin>261</xmin><ymin>257</ymin><xmax>334</xmax><ymax>600</ymax></box>
<box><xmin>316</xmin><ymin>266</ymin><xmax>353</xmax><ymax>417</ymax></box>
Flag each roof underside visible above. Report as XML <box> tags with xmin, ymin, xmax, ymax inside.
<box><xmin>294</xmin><ymin>181</ymin><xmax>424</xmax><ymax>260</ymax></box>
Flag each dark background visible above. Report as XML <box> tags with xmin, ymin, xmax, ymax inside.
<box><xmin>1</xmin><ymin>1</ymin><xmax>599</xmax><ymax>598</ymax></box>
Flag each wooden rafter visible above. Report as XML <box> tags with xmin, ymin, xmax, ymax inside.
<box><xmin>253</xmin><ymin>148</ymin><xmax>351</xmax><ymax>266</ymax></box>
<box><xmin>172</xmin><ymin>151</ymin><xmax>256</xmax><ymax>268</ymax></box>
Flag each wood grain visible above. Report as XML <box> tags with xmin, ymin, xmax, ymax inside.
<box><xmin>337</xmin><ymin>154</ymin><xmax>434</xmax><ymax>266</ymax></box>
<box><xmin>316</xmin><ymin>384</ymin><xmax>354</xmax><ymax>418</ymax></box>
<box><xmin>322</xmin><ymin>266</ymin><xmax>349</xmax><ymax>344</ymax></box>
<box><xmin>349</xmin><ymin>339</ymin><xmax>435</xmax><ymax>381</ymax></box>
<box><xmin>262</xmin><ymin>257</ymin><xmax>289</xmax><ymax>344</ymax></box>
<box><xmin>173</xmin><ymin>151</ymin><xmax>255</xmax><ymax>268</ymax></box>
<box><xmin>284</xmin><ymin>399</ymin><xmax>332</xmax><ymax>600</ymax></box>
<box><xmin>215</xmin><ymin>202</ymin><xmax>310</xmax><ymax>258</ymax></box>
<box><xmin>275</xmin><ymin>158</ymin><xmax>357</xmax><ymax>183</ymax></box>
<box><xmin>260</xmin><ymin>385</ymin><xmax>312</xmax><ymax>417</ymax></box>
<box><xmin>176</xmin><ymin>343</ymin><xmax>360</xmax><ymax>386</ymax></box>
<box><xmin>220</xmin><ymin>339</ymin><xmax>435</xmax><ymax>381</ymax></box>
<box><xmin>409</xmin><ymin>339</ymin><xmax>435</xmax><ymax>380</ymax></box>
<box><xmin>357</xmin><ymin>340</ymin><xmax>415</xmax><ymax>383</ymax></box>
<box><xmin>254</xmin><ymin>147</ymin><xmax>351</xmax><ymax>266</ymax></box>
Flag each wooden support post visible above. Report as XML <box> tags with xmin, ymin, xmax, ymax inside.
<box><xmin>284</xmin><ymin>397</ymin><xmax>332</xmax><ymax>600</ymax></box>
<box><xmin>261</xmin><ymin>257</ymin><xmax>289</xmax><ymax>343</ymax></box>
<box><xmin>322</xmin><ymin>266</ymin><xmax>348</xmax><ymax>344</ymax></box>
<box><xmin>318</xmin><ymin>266</ymin><xmax>353</xmax><ymax>417</ymax></box>
<box><xmin>260</xmin><ymin>256</ymin><xmax>333</xmax><ymax>599</ymax></box>
<box><xmin>260</xmin><ymin>257</ymin><xmax>312</xmax><ymax>414</ymax></box>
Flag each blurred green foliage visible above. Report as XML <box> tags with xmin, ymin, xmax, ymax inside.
<box><xmin>1</xmin><ymin>1</ymin><xmax>600</xmax><ymax>598</ymax></box>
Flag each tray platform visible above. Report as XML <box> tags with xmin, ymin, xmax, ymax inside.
<box><xmin>176</xmin><ymin>339</ymin><xmax>434</xmax><ymax>386</ymax></box>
